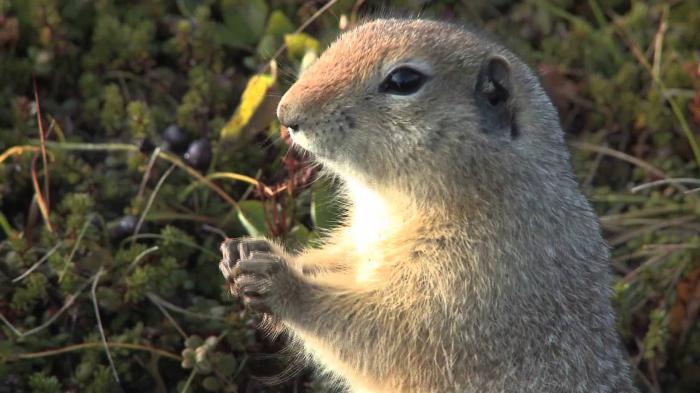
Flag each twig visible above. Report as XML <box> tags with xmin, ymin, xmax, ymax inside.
<box><xmin>91</xmin><ymin>267</ymin><xmax>121</xmax><ymax>386</ymax></box>
<box><xmin>180</xmin><ymin>368</ymin><xmax>198</xmax><ymax>393</ymax></box>
<box><xmin>59</xmin><ymin>214</ymin><xmax>94</xmax><ymax>283</ymax></box>
<box><xmin>0</xmin><ymin>145</ymin><xmax>41</xmax><ymax>163</ymax></box>
<box><xmin>11</xmin><ymin>341</ymin><xmax>181</xmax><ymax>362</ymax></box>
<box><xmin>147</xmin><ymin>293</ymin><xmax>188</xmax><ymax>340</ymax></box>
<box><xmin>610</xmin><ymin>215</ymin><xmax>696</xmax><ymax>246</ymax></box>
<box><xmin>33</xmin><ymin>76</ymin><xmax>51</xmax><ymax>217</ymax></box>
<box><xmin>571</xmin><ymin>141</ymin><xmax>666</xmax><ymax>179</ymax></box>
<box><xmin>137</xmin><ymin>147</ymin><xmax>162</xmax><ymax>200</ymax></box>
<box><xmin>201</xmin><ymin>224</ymin><xmax>227</xmax><ymax>239</ymax></box>
<box><xmin>133</xmin><ymin>164</ymin><xmax>176</xmax><ymax>242</ymax></box>
<box><xmin>13</xmin><ymin>242</ymin><xmax>63</xmax><ymax>282</ymax></box>
<box><xmin>121</xmin><ymin>233</ymin><xmax>219</xmax><ymax>259</ymax></box>
<box><xmin>30</xmin><ymin>154</ymin><xmax>53</xmax><ymax>232</ymax></box>
<box><xmin>630</xmin><ymin>178</ymin><xmax>700</xmax><ymax>193</ymax></box>
<box><xmin>127</xmin><ymin>246</ymin><xmax>159</xmax><ymax>272</ymax></box>
<box><xmin>33</xmin><ymin>141</ymin><xmax>243</xmax><ymax>213</ymax></box>
<box><xmin>0</xmin><ymin>277</ymin><xmax>92</xmax><ymax>338</ymax></box>
<box><xmin>651</xmin><ymin>5</ymin><xmax>668</xmax><ymax>82</ymax></box>
<box><xmin>181</xmin><ymin>171</ymin><xmax>274</xmax><ymax>200</ymax></box>
<box><xmin>146</xmin><ymin>293</ymin><xmax>226</xmax><ymax>321</ymax></box>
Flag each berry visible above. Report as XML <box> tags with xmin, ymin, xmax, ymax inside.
<box><xmin>138</xmin><ymin>137</ymin><xmax>155</xmax><ymax>154</ymax></box>
<box><xmin>163</xmin><ymin>124</ymin><xmax>189</xmax><ymax>153</ymax></box>
<box><xmin>184</xmin><ymin>138</ymin><xmax>212</xmax><ymax>171</ymax></box>
<box><xmin>111</xmin><ymin>215</ymin><xmax>138</xmax><ymax>240</ymax></box>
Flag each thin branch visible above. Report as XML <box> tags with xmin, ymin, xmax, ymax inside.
<box><xmin>127</xmin><ymin>246</ymin><xmax>159</xmax><ymax>272</ymax></box>
<box><xmin>33</xmin><ymin>76</ymin><xmax>51</xmax><ymax>216</ymax></box>
<box><xmin>651</xmin><ymin>5</ymin><xmax>668</xmax><ymax>81</ymax></box>
<box><xmin>13</xmin><ymin>242</ymin><xmax>63</xmax><ymax>282</ymax></box>
<box><xmin>30</xmin><ymin>154</ymin><xmax>53</xmax><ymax>232</ymax></box>
<box><xmin>91</xmin><ymin>267</ymin><xmax>121</xmax><ymax>385</ymax></box>
<box><xmin>33</xmin><ymin>141</ymin><xmax>243</xmax><ymax>213</ymax></box>
<box><xmin>133</xmin><ymin>164</ymin><xmax>175</xmax><ymax>242</ymax></box>
<box><xmin>122</xmin><ymin>234</ymin><xmax>219</xmax><ymax>259</ymax></box>
<box><xmin>59</xmin><ymin>214</ymin><xmax>94</xmax><ymax>282</ymax></box>
<box><xmin>147</xmin><ymin>293</ymin><xmax>188</xmax><ymax>340</ymax></box>
<box><xmin>137</xmin><ymin>147</ymin><xmax>162</xmax><ymax>200</ymax></box>
<box><xmin>146</xmin><ymin>293</ymin><xmax>226</xmax><ymax>321</ymax></box>
<box><xmin>11</xmin><ymin>341</ymin><xmax>181</xmax><ymax>362</ymax></box>
<box><xmin>180</xmin><ymin>368</ymin><xmax>198</xmax><ymax>393</ymax></box>
<box><xmin>630</xmin><ymin>178</ymin><xmax>700</xmax><ymax>193</ymax></box>
<box><xmin>571</xmin><ymin>141</ymin><xmax>666</xmax><ymax>179</ymax></box>
<box><xmin>0</xmin><ymin>277</ymin><xmax>92</xmax><ymax>338</ymax></box>
<box><xmin>0</xmin><ymin>145</ymin><xmax>41</xmax><ymax>163</ymax></box>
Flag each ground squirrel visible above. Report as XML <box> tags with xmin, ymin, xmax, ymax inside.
<box><xmin>219</xmin><ymin>18</ymin><xmax>639</xmax><ymax>393</ymax></box>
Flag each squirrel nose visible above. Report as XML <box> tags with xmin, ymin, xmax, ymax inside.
<box><xmin>277</xmin><ymin>102</ymin><xmax>301</xmax><ymax>132</ymax></box>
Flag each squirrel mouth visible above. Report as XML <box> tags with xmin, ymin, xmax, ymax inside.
<box><xmin>286</xmin><ymin>127</ymin><xmax>314</xmax><ymax>152</ymax></box>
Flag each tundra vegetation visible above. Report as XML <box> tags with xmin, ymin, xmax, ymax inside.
<box><xmin>0</xmin><ymin>0</ymin><xmax>699</xmax><ymax>392</ymax></box>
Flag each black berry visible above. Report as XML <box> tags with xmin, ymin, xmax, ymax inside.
<box><xmin>112</xmin><ymin>214</ymin><xmax>138</xmax><ymax>240</ymax></box>
<box><xmin>184</xmin><ymin>138</ymin><xmax>212</xmax><ymax>171</ymax></box>
<box><xmin>163</xmin><ymin>124</ymin><xmax>189</xmax><ymax>153</ymax></box>
<box><xmin>138</xmin><ymin>137</ymin><xmax>156</xmax><ymax>154</ymax></box>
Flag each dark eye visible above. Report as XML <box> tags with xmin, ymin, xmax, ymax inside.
<box><xmin>379</xmin><ymin>67</ymin><xmax>426</xmax><ymax>95</ymax></box>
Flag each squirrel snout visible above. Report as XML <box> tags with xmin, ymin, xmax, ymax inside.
<box><xmin>277</xmin><ymin>102</ymin><xmax>301</xmax><ymax>132</ymax></box>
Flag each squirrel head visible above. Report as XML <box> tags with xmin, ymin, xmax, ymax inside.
<box><xmin>278</xmin><ymin>18</ymin><xmax>566</xmax><ymax>201</ymax></box>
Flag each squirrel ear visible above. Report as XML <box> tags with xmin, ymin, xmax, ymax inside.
<box><xmin>475</xmin><ymin>55</ymin><xmax>517</xmax><ymax>138</ymax></box>
<box><xmin>476</xmin><ymin>55</ymin><xmax>511</xmax><ymax>107</ymax></box>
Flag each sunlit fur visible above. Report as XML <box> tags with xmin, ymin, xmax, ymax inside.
<box><xmin>265</xmin><ymin>18</ymin><xmax>639</xmax><ymax>393</ymax></box>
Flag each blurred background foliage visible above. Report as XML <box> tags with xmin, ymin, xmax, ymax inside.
<box><xmin>0</xmin><ymin>0</ymin><xmax>699</xmax><ymax>392</ymax></box>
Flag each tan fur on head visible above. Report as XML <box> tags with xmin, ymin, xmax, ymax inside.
<box><xmin>241</xmin><ymin>17</ymin><xmax>642</xmax><ymax>393</ymax></box>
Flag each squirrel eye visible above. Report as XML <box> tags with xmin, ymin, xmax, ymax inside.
<box><xmin>379</xmin><ymin>67</ymin><xmax>426</xmax><ymax>95</ymax></box>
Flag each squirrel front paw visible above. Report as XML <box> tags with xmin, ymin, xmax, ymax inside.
<box><xmin>219</xmin><ymin>238</ymin><xmax>299</xmax><ymax>315</ymax></box>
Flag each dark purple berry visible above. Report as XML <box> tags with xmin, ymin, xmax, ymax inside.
<box><xmin>184</xmin><ymin>138</ymin><xmax>212</xmax><ymax>171</ymax></box>
<box><xmin>138</xmin><ymin>137</ymin><xmax>155</xmax><ymax>154</ymax></box>
<box><xmin>163</xmin><ymin>124</ymin><xmax>189</xmax><ymax>153</ymax></box>
<box><xmin>111</xmin><ymin>215</ymin><xmax>138</xmax><ymax>240</ymax></box>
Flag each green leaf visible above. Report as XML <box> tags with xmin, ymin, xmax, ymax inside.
<box><xmin>237</xmin><ymin>200</ymin><xmax>269</xmax><ymax>237</ymax></box>
<box><xmin>220</xmin><ymin>73</ymin><xmax>276</xmax><ymax>140</ymax></box>
<box><xmin>284</xmin><ymin>33</ymin><xmax>320</xmax><ymax>61</ymax></box>
<box><xmin>265</xmin><ymin>10</ymin><xmax>295</xmax><ymax>40</ymax></box>
<box><xmin>287</xmin><ymin>223</ymin><xmax>314</xmax><ymax>248</ymax></box>
<box><xmin>256</xmin><ymin>34</ymin><xmax>277</xmax><ymax>58</ymax></box>
<box><xmin>220</xmin><ymin>0</ymin><xmax>269</xmax><ymax>47</ymax></box>
<box><xmin>310</xmin><ymin>181</ymin><xmax>343</xmax><ymax>232</ymax></box>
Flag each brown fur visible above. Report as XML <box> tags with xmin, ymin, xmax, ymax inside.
<box><xmin>220</xmin><ymin>18</ymin><xmax>639</xmax><ymax>393</ymax></box>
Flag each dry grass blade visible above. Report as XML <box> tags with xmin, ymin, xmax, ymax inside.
<box><xmin>32</xmin><ymin>76</ymin><xmax>53</xmax><ymax>232</ymax></box>
<box><xmin>610</xmin><ymin>10</ymin><xmax>700</xmax><ymax>168</ymax></box>
<box><xmin>91</xmin><ymin>267</ymin><xmax>121</xmax><ymax>385</ymax></box>
<box><xmin>30</xmin><ymin>154</ymin><xmax>53</xmax><ymax>232</ymax></box>
<box><xmin>133</xmin><ymin>164</ymin><xmax>175</xmax><ymax>242</ymax></box>
<box><xmin>12</xmin><ymin>242</ymin><xmax>63</xmax><ymax>282</ymax></box>
<box><xmin>571</xmin><ymin>141</ymin><xmax>667</xmax><ymax>179</ymax></box>
<box><xmin>630</xmin><ymin>178</ymin><xmax>700</xmax><ymax>193</ymax></box>
<box><xmin>148</xmin><ymin>293</ymin><xmax>188</xmax><ymax>340</ymax></box>
<box><xmin>11</xmin><ymin>341</ymin><xmax>181</xmax><ymax>362</ymax></box>
<box><xmin>0</xmin><ymin>145</ymin><xmax>41</xmax><ymax>163</ymax></box>
<box><xmin>0</xmin><ymin>277</ymin><xmax>92</xmax><ymax>338</ymax></box>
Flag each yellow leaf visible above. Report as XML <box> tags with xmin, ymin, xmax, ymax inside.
<box><xmin>284</xmin><ymin>33</ymin><xmax>320</xmax><ymax>61</ymax></box>
<box><xmin>220</xmin><ymin>73</ymin><xmax>276</xmax><ymax>140</ymax></box>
